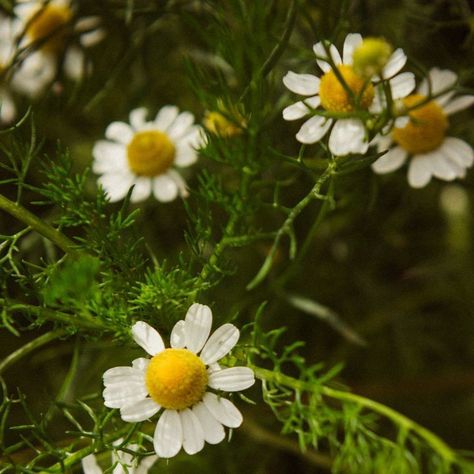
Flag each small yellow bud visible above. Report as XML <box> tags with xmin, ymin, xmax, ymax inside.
<box><xmin>203</xmin><ymin>101</ymin><xmax>245</xmax><ymax>137</ymax></box>
<box><xmin>352</xmin><ymin>37</ymin><xmax>393</xmax><ymax>78</ymax></box>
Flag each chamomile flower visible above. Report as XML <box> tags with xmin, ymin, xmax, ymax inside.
<box><xmin>372</xmin><ymin>68</ymin><xmax>474</xmax><ymax>188</ymax></box>
<box><xmin>282</xmin><ymin>33</ymin><xmax>415</xmax><ymax>156</ymax></box>
<box><xmin>13</xmin><ymin>0</ymin><xmax>104</xmax><ymax>97</ymax></box>
<box><xmin>93</xmin><ymin>106</ymin><xmax>203</xmax><ymax>203</ymax></box>
<box><xmin>102</xmin><ymin>303</ymin><xmax>255</xmax><ymax>458</ymax></box>
<box><xmin>81</xmin><ymin>440</ymin><xmax>158</xmax><ymax>474</ymax></box>
<box><xmin>0</xmin><ymin>15</ymin><xmax>18</xmax><ymax>124</ymax></box>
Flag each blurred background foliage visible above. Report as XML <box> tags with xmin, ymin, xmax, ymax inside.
<box><xmin>1</xmin><ymin>0</ymin><xmax>474</xmax><ymax>472</ymax></box>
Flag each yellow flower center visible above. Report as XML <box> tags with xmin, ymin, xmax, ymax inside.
<box><xmin>319</xmin><ymin>65</ymin><xmax>374</xmax><ymax>113</ymax></box>
<box><xmin>145</xmin><ymin>348</ymin><xmax>208</xmax><ymax>410</ymax></box>
<box><xmin>392</xmin><ymin>94</ymin><xmax>448</xmax><ymax>154</ymax></box>
<box><xmin>203</xmin><ymin>111</ymin><xmax>242</xmax><ymax>137</ymax></box>
<box><xmin>127</xmin><ymin>130</ymin><xmax>176</xmax><ymax>177</ymax></box>
<box><xmin>26</xmin><ymin>5</ymin><xmax>73</xmax><ymax>53</ymax></box>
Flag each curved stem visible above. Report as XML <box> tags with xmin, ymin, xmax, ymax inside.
<box><xmin>0</xmin><ymin>194</ymin><xmax>79</xmax><ymax>256</ymax></box>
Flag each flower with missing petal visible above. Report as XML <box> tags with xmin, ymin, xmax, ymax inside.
<box><xmin>282</xmin><ymin>33</ymin><xmax>415</xmax><ymax>156</ymax></box>
<box><xmin>13</xmin><ymin>0</ymin><xmax>104</xmax><ymax>97</ymax></box>
<box><xmin>372</xmin><ymin>68</ymin><xmax>474</xmax><ymax>188</ymax></box>
<box><xmin>93</xmin><ymin>106</ymin><xmax>203</xmax><ymax>203</ymax></box>
<box><xmin>102</xmin><ymin>303</ymin><xmax>255</xmax><ymax>458</ymax></box>
<box><xmin>81</xmin><ymin>439</ymin><xmax>158</xmax><ymax>474</ymax></box>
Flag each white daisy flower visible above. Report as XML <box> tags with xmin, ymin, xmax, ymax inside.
<box><xmin>0</xmin><ymin>15</ymin><xmax>18</xmax><ymax>124</ymax></box>
<box><xmin>13</xmin><ymin>0</ymin><xmax>104</xmax><ymax>97</ymax></box>
<box><xmin>372</xmin><ymin>68</ymin><xmax>474</xmax><ymax>188</ymax></box>
<box><xmin>102</xmin><ymin>303</ymin><xmax>255</xmax><ymax>458</ymax></box>
<box><xmin>93</xmin><ymin>106</ymin><xmax>203</xmax><ymax>203</ymax></box>
<box><xmin>282</xmin><ymin>33</ymin><xmax>415</xmax><ymax>156</ymax></box>
<box><xmin>81</xmin><ymin>439</ymin><xmax>158</xmax><ymax>474</ymax></box>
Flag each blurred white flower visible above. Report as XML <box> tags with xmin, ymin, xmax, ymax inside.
<box><xmin>282</xmin><ymin>33</ymin><xmax>415</xmax><ymax>156</ymax></box>
<box><xmin>372</xmin><ymin>68</ymin><xmax>474</xmax><ymax>188</ymax></box>
<box><xmin>13</xmin><ymin>0</ymin><xmax>104</xmax><ymax>97</ymax></box>
<box><xmin>102</xmin><ymin>303</ymin><xmax>255</xmax><ymax>458</ymax></box>
<box><xmin>0</xmin><ymin>15</ymin><xmax>18</xmax><ymax>124</ymax></box>
<box><xmin>93</xmin><ymin>106</ymin><xmax>203</xmax><ymax>203</ymax></box>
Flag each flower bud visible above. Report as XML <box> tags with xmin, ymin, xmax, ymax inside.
<box><xmin>353</xmin><ymin>37</ymin><xmax>393</xmax><ymax>78</ymax></box>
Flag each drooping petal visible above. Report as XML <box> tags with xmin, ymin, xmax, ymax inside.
<box><xmin>184</xmin><ymin>303</ymin><xmax>213</xmax><ymax>353</ymax></box>
<box><xmin>295</xmin><ymin>116</ymin><xmax>332</xmax><ymax>144</ymax></box>
<box><xmin>407</xmin><ymin>155</ymin><xmax>433</xmax><ymax>188</ymax></box>
<box><xmin>130</xmin><ymin>177</ymin><xmax>152</xmax><ymax>203</ymax></box>
<box><xmin>282</xmin><ymin>96</ymin><xmax>320</xmax><ymax>121</ymax></box>
<box><xmin>154</xmin><ymin>410</ymin><xmax>183</xmax><ymax>458</ymax></box>
<box><xmin>152</xmin><ymin>174</ymin><xmax>179</xmax><ymax>202</ymax></box>
<box><xmin>442</xmin><ymin>137</ymin><xmax>474</xmax><ymax>168</ymax></box>
<box><xmin>200</xmin><ymin>323</ymin><xmax>240</xmax><ymax>365</ymax></box>
<box><xmin>105</xmin><ymin>122</ymin><xmax>134</xmax><ymax>144</ymax></box>
<box><xmin>389</xmin><ymin>72</ymin><xmax>416</xmax><ymax>100</ymax></box>
<box><xmin>132</xmin><ymin>321</ymin><xmax>165</xmax><ymax>356</ymax></box>
<box><xmin>342</xmin><ymin>33</ymin><xmax>362</xmax><ymax>65</ymax></box>
<box><xmin>283</xmin><ymin>71</ymin><xmax>320</xmax><ymax>96</ymax></box>
<box><xmin>443</xmin><ymin>95</ymin><xmax>474</xmax><ymax>116</ymax></box>
<box><xmin>202</xmin><ymin>393</ymin><xmax>243</xmax><ymax>428</ymax></box>
<box><xmin>120</xmin><ymin>398</ymin><xmax>161</xmax><ymax>422</ymax></box>
<box><xmin>81</xmin><ymin>454</ymin><xmax>102</xmax><ymax>474</ymax></box>
<box><xmin>192</xmin><ymin>402</ymin><xmax>226</xmax><ymax>444</ymax></box>
<box><xmin>155</xmin><ymin>106</ymin><xmax>180</xmax><ymax>131</ymax></box>
<box><xmin>170</xmin><ymin>320</ymin><xmax>186</xmax><ymax>348</ymax></box>
<box><xmin>208</xmin><ymin>367</ymin><xmax>255</xmax><ymax>392</ymax></box>
<box><xmin>372</xmin><ymin>146</ymin><xmax>408</xmax><ymax>174</ymax></box>
<box><xmin>180</xmin><ymin>408</ymin><xmax>205</xmax><ymax>455</ymax></box>
<box><xmin>382</xmin><ymin>48</ymin><xmax>407</xmax><ymax>78</ymax></box>
<box><xmin>129</xmin><ymin>107</ymin><xmax>148</xmax><ymax>130</ymax></box>
<box><xmin>313</xmin><ymin>41</ymin><xmax>342</xmax><ymax>73</ymax></box>
<box><xmin>328</xmin><ymin>119</ymin><xmax>368</xmax><ymax>156</ymax></box>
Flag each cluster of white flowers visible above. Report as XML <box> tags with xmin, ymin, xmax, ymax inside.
<box><xmin>283</xmin><ymin>33</ymin><xmax>474</xmax><ymax>188</ymax></box>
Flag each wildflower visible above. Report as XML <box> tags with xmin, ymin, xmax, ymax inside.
<box><xmin>93</xmin><ymin>106</ymin><xmax>203</xmax><ymax>203</ymax></box>
<box><xmin>13</xmin><ymin>0</ymin><xmax>104</xmax><ymax>97</ymax></box>
<box><xmin>282</xmin><ymin>33</ymin><xmax>415</xmax><ymax>156</ymax></box>
<box><xmin>102</xmin><ymin>303</ymin><xmax>255</xmax><ymax>458</ymax></box>
<box><xmin>81</xmin><ymin>440</ymin><xmax>158</xmax><ymax>474</ymax></box>
<box><xmin>0</xmin><ymin>15</ymin><xmax>18</xmax><ymax>123</ymax></box>
<box><xmin>352</xmin><ymin>37</ymin><xmax>393</xmax><ymax>78</ymax></box>
<box><xmin>372</xmin><ymin>68</ymin><xmax>474</xmax><ymax>188</ymax></box>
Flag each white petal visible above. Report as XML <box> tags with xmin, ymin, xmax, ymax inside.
<box><xmin>372</xmin><ymin>146</ymin><xmax>408</xmax><ymax>174</ymax></box>
<box><xmin>130</xmin><ymin>177</ymin><xmax>152</xmax><ymax>203</ymax></box>
<box><xmin>80</xmin><ymin>28</ymin><xmax>106</xmax><ymax>47</ymax></box>
<box><xmin>296</xmin><ymin>116</ymin><xmax>332</xmax><ymax>144</ymax></box>
<box><xmin>120</xmin><ymin>398</ymin><xmax>161</xmax><ymax>422</ymax></box>
<box><xmin>328</xmin><ymin>119</ymin><xmax>368</xmax><ymax>156</ymax></box>
<box><xmin>167</xmin><ymin>170</ymin><xmax>189</xmax><ymax>198</ymax></box>
<box><xmin>135</xmin><ymin>455</ymin><xmax>159</xmax><ymax>474</ymax></box>
<box><xmin>282</xmin><ymin>71</ymin><xmax>320</xmax><ymax>96</ymax></box>
<box><xmin>174</xmin><ymin>143</ymin><xmax>199</xmax><ymax>167</ymax></box>
<box><xmin>13</xmin><ymin>52</ymin><xmax>56</xmax><ymax>97</ymax></box>
<box><xmin>92</xmin><ymin>140</ymin><xmax>127</xmax><ymax>174</ymax></box>
<box><xmin>342</xmin><ymin>33</ymin><xmax>362</xmax><ymax>65</ymax></box>
<box><xmin>419</xmin><ymin>68</ymin><xmax>457</xmax><ymax>105</ymax></box>
<box><xmin>81</xmin><ymin>454</ymin><xmax>102</xmax><ymax>474</ymax></box>
<box><xmin>132</xmin><ymin>321</ymin><xmax>165</xmax><ymax>356</ymax></box>
<box><xmin>313</xmin><ymin>41</ymin><xmax>342</xmax><ymax>73</ymax></box>
<box><xmin>167</xmin><ymin>112</ymin><xmax>195</xmax><ymax>140</ymax></box>
<box><xmin>389</xmin><ymin>72</ymin><xmax>416</xmax><ymax>99</ymax></box>
<box><xmin>154</xmin><ymin>410</ymin><xmax>182</xmax><ymax>458</ymax></box>
<box><xmin>443</xmin><ymin>95</ymin><xmax>474</xmax><ymax>116</ymax></box>
<box><xmin>98</xmin><ymin>171</ymin><xmax>134</xmax><ymax>203</ymax></box>
<box><xmin>407</xmin><ymin>155</ymin><xmax>433</xmax><ymax>188</ymax></box>
<box><xmin>152</xmin><ymin>174</ymin><xmax>179</xmax><ymax>202</ymax></box>
<box><xmin>382</xmin><ymin>48</ymin><xmax>407</xmax><ymax>78</ymax></box>
<box><xmin>192</xmin><ymin>402</ymin><xmax>225</xmax><ymax>445</ymax></box>
<box><xmin>282</xmin><ymin>96</ymin><xmax>320</xmax><ymax>121</ymax></box>
<box><xmin>132</xmin><ymin>357</ymin><xmax>150</xmax><ymax>373</ymax></box>
<box><xmin>170</xmin><ymin>320</ymin><xmax>186</xmax><ymax>348</ymax></box>
<box><xmin>129</xmin><ymin>107</ymin><xmax>148</xmax><ymax>130</ymax></box>
<box><xmin>208</xmin><ymin>367</ymin><xmax>255</xmax><ymax>392</ymax></box>
<box><xmin>184</xmin><ymin>303</ymin><xmax>212</xmax><ymax>353</ymax></box>
<box><xmin>428</xmin><ymin>149</ymin><xmax>458</xmax><ymax>180</ymax></box>
<box><xmin>105</xmin><ymin>122</ymin><xmax>134</xmax><ymax>144</ymax></box>
<box><xmin>63</xmin><ymin>47</ymin><xmax>86</xmax><ymax>81</ymax></box>
<box><xmin>103</xmin><ymin>366</ymin><xmax>143</xmax><ymax>384</ymax></box>
<box><xmin>0</xmin><ymin>91</ymin><xmax>16</xmax><ymax>124</ymax></box>
<box><xmin>155</xmin><ymin>106</ymin><xmax>180</xmax><ymax>131</ymax></box>
<box><xmin>103</xmin><ymin>385</ymin><xmax>148</xmax><ymax>409</ymax></box>
<box><xmin>180</xmin><ymin>409</ymin><xmax>205</xmax><ymax>455</ymax></box>
<box><xmin>200</xmin><ymin>323</ymin><xmax>240</xmax><ymax>365</ymax></box>
<box><xmin>442</xmin><ymin>137</ymin><xmax>474</xmax><ymax>168</ymax></box>
<box><xmin>202</xmin><ymin>393</ymin><xmax>243</xmax><ymax>428</ymax></box>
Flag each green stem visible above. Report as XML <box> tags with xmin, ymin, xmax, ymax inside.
<box><xmin>0</xmin><ymin>330</ymin><xmax>67</xmax><ymax>375</ymax></box>
<box><xmin>253</xmin><ymin>367</ymin><xmax>457</xmax><ymax>466</ymax></box>
<box><xmin>0</xmin><ymin>194</ymin><xmax>79</xmax><ymax>256</ymax></box>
